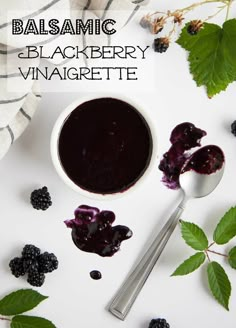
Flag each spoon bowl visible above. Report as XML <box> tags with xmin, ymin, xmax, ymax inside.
<box><xmin>180</xmin><ymin>168</ymin><xmax>224</xmax><ymax>199</ymax></box>
<box><xmin>180</xmin><ymin>145</ymin><xmax>225</xmax><ymax>199</ymax></box>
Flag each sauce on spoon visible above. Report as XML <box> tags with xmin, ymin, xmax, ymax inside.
<box><xmin>181</xmin><ymin>145</ymin><xmax>224</xmax><ymax>174</ymax></box>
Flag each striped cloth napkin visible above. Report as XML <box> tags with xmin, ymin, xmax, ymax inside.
<box><xmin>0</xmin><ymin>0</ymin><xmax>148</xmax><ymax>160</ymax></box>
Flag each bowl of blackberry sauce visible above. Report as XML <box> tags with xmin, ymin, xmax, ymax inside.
<box><xmin>51</xmin><ymin>95</ymin><xmax>157</xmax><ymax>199</ymax></box>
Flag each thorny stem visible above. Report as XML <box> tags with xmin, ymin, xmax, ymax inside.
<box><xmin>207</xmin><ymin>249</ymin><xmax>228</xmax><ymax>257</ymax></box>
<box><xmin>149</xmin><ymin>11</ymin><xmax>167</xmax><ymax>16</ymax></box>
<box><xmin>178</xmin><ymin>0</ymin><xmax>228</xmax><ymax>14</ymax></box>
<box><xmin>204</xmin><ymin>4</ymin><xmax>227</xmax><ymax>21</ymax></box>
<box><xmin>168</xmin><ymin>24</ymin><xmax>176</xmax><ymax>37</ymax></box>
<box><xmin>151</xmin><ymin>0</ymin><xmax>228</xmax><ymax>17</ymax></box>
<box><xmin>0</xmin><ymin>317</ymin><xmax>10</xmax><ymax>321</ymax></box>
<box><xmin>150</xmin><ymin>0</ymin><xmax>235</xmax><ymax>22</ymax></box>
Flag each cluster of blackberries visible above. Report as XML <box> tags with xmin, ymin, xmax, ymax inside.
<box><xmin>149</xmin><ymin>318</ymin><xmax>170</xmax><ymax>328</ymax></box>
<box><xmin>9</xmin><ymin>244</ymin><xmax>58</xmax><ymax>287</ymax></box>
<box><xmin>30</xmin><ymin>186</ymin><xmax>52</xmax><ymax>210</ymax></box>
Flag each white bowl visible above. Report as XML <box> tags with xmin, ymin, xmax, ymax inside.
<box><xmin>50</xmin><ymin>93</ymin><xmax>157</xmax><ymax>200</ymax></box>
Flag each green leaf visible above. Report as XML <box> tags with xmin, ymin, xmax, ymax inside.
<box><xmin>228</xmin><ymin>246</ymin><xmax>236</xmax><ymax>269</ymax></box>
<box><xmin>207</xmin><ymin>261</ymin><xmax>231</xmax><ymax>310</ymax></box>
<box><xmin>0</xmin><ymin>289</ymin><xmax>48</xmax><ymax>316</ymax></box>
<box><xmin>171</xmin><ymin>252</ymin><xmax>206</xmax><ymax>276</ymax></box>
<box><xmin>11</xmin><ymin>315</ymin><xmax>56</xmax><ymax>328</ymax></box>
<box><xmin>177</xmin><ymin>19</ymin><xmax>236</xmax><ymax>97</ymax></box>
<box><xmin>180</xmin><ymin>221</ymin><xmax>208</xmax><ymax>250</ymax></box>
<box><xmin>213</xmin><ymin>207</ymin><xmax>236</xmax><ymax>244</ymax></box>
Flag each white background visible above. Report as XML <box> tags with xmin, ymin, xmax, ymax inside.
<box><xmin>1</xmin><ymin>0</ymin><xmax>236</xmax><ymax>327</ymax></box>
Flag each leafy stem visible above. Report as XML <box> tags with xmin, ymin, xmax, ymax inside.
<box><xmin>172</xmin><ymin>207</ymin><xmax>236</xmax><ymax>310</ymax></box>
<box><xmin>140</xmin><ymin>0</ymin><xmax>236</xmax><ymax>97</ymax></box>
<box><xmin>0</xmin><ymin>289</ymin><xmax>56</xmax><ymax>327</ymax></box>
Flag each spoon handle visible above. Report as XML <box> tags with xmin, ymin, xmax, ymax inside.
<box><xmin>109</xmin><ymin>198</ymin><xmax>187</xmax><ymax>321</ymax></box>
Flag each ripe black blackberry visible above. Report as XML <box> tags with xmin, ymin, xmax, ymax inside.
<box><xmin>231</xmin><ymin>121</ymin><xmax>236</xmax><ymax>136</ymax></box>
<box><xmin>153</xmin><ymin>37</ymin><xmax>169</xmax><ymax>53</ymax></box>
<box><xmin>30</xmin><ymin>186</ymin><xmax>52</xmax><ymax>210</ymax></box>
<box><xmin>27</xmin><ymin>271</ymin><xmax>45</xmax><ymax>287</ymax></box>
<box><xmin>149</xmin><ymin>318</ymin><xmax>170</xmax><ymax>328</ymax></box>
<box><xmin>187</xmin><ymin>20</ymin><xmax>203</xmax><ymax>35</ymax></box>
<box><xmin>9</xmin><ymin>244</ymin><xmax>58</xmax><ymax>287</ymax></box>
<box><xmin>22</xmin><ymin>244</ymin><xmax>40</xmax><ymax>259</ymax></box>
<box><xmin>9</xmin><ymin>257</ymin><xmax>25</xmax><ymax>277</ymax></box>
<box><xmin>22</xmin><ymin>258</ymin><xmax>39</xmax><ymax>274</ymax></box>
<box><xmin>38</xmin><ymin>252</ymin><xmax>59</xmax><ymax>273</ymax></box>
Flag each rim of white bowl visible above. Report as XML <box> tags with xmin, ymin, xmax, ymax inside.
<box><xmin>50</xmin><ymin>93</ymin><xmax>158</xmax><ymax>200</ymax></box>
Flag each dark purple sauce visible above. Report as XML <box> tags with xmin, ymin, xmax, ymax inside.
<box><xmin>181</xmin><ymin>145</ymin><xmax>224</xmax><ymax>174</ymax></box>
<box><xmin>90</xmin><ymin>270</ymin><xmax>102</xmax><ymax>280</ymax></box>
<box><xmin>159</xmin><ymin>122</ymin><xmax>206</xmax><ymax>189</ymax></box>
<box><xmin>64</xmin><ymin>205</ymin><xmax>133</xmax><ymax>257</ymax></box>
<box><xmin>58</xmin><ymin>98</ymin><xmax>152</xmax><ymax>194</ymax></box>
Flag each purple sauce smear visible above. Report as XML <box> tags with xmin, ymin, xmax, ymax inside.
<box><xmin>159</xmin><ymin>122</ymin><xmax>207</xmax><ymax>189</ymax></box>
<box><xmin>181</xmin><ymin>145</ymin><xmax>224</xmax><ymax>174</ymax></box>
<box><xmin>64</xmin><ymin>205</ymin><xmax>133</xmax><ymax>257</ymax></box>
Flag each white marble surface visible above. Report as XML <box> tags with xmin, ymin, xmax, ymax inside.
<box><xmin>1</xmin><ymin>1</ymin><xmax>236</xmax><ymax>327</ymax></box>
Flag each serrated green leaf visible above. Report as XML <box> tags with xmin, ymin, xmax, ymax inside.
<box><xmin>11</xmin><ymin>315</ymin><xmax>56</xmax><ymax>328</ymax></box>
<box><xmin>177</xmin><ymin>19</ymin><xmax>236</xmax><ymax>97</ymax></box>
<box><xmin>228</xmin><ymin>246</ymin><xmax>236</xmax><ymax>269</ymax></box>
<box><xmin>171</xmin><ymin>252</ymin><xmax>206</xmax><ymax>276</ymax></box>
<box><xmin>0</xmin><ymin>289</ymin><xmax>48</xmax><ymax>316</ymax></box>
<box><xmin>213</xmin><ymin>207</ymin><xmax>236</xmax><ymax>244</ymax></box>
<box><xmin>207</xmin><ymin>261</ymin><xmax>231</xmax><ymax>310</ymax></box>
<box><xmin>180</xmin><ymin>221</ymin><xmax>208</xmax><ymax>250</ymax></box>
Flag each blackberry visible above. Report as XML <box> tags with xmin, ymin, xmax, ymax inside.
<box><xmin>153</xmin><ymin>37</ymin><xmax>169</xmax><ymax>53</ymax></box>
<box><xmin>231</xmin><ymin>120</ymin><xmax>236</xmax><ymax>136</ymax></box>
<box><xmin>22</xmin><ymin>244</ymin><xmax>40</xmax><ymax>259</ymax></box>
<box><xmin>27</xmin><ymin>271</ymin><xmax>45</xmax><ymax>287</ymax></box>
<box><xmin>9</xmin><ymin>257</ymin><xmax>25</xmax><ymax>277</ymax></box>
<box><xmin>38</xmin><ymin>252</ymin><xmax>58</xmax><ymax>273</ymax></box>
<box><xmin>187</xmin><ymin>20</ymin><xmax>203</xmax><ymax>35</ymax></box>
<box><xmin>22</xmin><ymin>258</ymin><xmax>39</xmax><ymax>273</ymax></box>
<box><xmin>30</xmin><ymin>186</ymin><xmax>52</xmax><ymax>210</ymax></box>
<box><xmin>149</xmin><ymin>318</ymin><xmax>170</xmax><ymax>328</ymax></box>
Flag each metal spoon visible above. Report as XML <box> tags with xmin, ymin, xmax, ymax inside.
<box><xmin>109</xmin><ymin>149</ymin><xmax>224</xmax><ymax>320</ymax></box>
